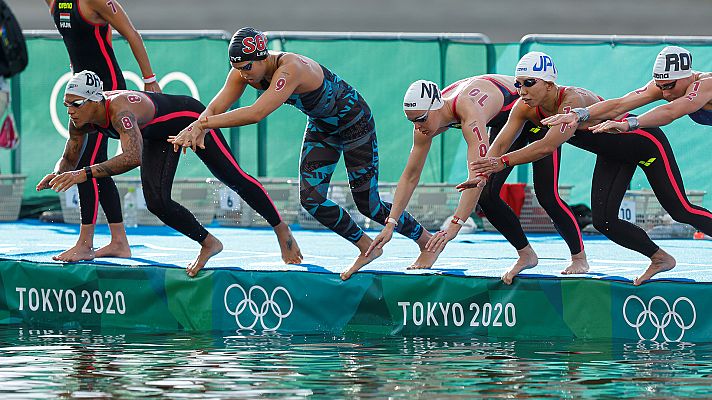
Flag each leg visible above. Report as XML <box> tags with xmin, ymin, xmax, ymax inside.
<box><xmin>479</xmin><ymin>132</ymin><xmax>537</xmax><ymax>282</ymax></box>
<box><xmin>531</xmin><ymin>147</ymin><xmax>588</xmax><ymax>276</ymax></box>
<box><xmin>341</xmin><ymin>115</ymin><xmax>431</xmax><ymax>276</ymax></box>
<box><xmin>90</xmin><ymin>133</ymin><xmax>130</xmax><ymax>258</ymax></box>
<box><xmin>55</xmin><ymin>133</ymin><xmax>129</xmax><ymax>261</ymax></box>
<box><xmin>140</xmin><ymin>139</ymin><xmax>222</xmax><ymax>276</ymax></box>
<box><xmin>590</xmin><ymin>155</ymin><xmax>674</xmax><ymax>285</ymax></box>
<box><xmin>196</xmin><ymin>128</ymin><xmax>302</xmax><ymax>264</ymax></box>
<box><xmin>633</xmin><ymin>128</ymin><xmax>712</xmax><ymax>283</ymax></box>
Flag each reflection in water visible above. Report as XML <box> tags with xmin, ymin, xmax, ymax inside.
<box><xmin>1</xmin><ymin>327</ymin><xmax>712</xmax><ymax>398</ymax></box>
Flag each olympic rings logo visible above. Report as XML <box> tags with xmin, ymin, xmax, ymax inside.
<box><xmin>623</xmin><ymin>295</ymin><xmax>696</xmax><ymax>342</ymax></box>
<box><xmin>50</xmin><ymin>71</ymin><xmax>201</xmax><ymax>139</ymax></box>
<box><xmin>224</xmin><ymin>284</ymin><xmax>293</xmax><ymax>331</ymax></box>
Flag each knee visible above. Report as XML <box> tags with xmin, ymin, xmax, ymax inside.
<box><xmin>591</xmin><ymin>212</ymin><xmax>610</xmax><ymax>234</ymax></box>
<box><xmin>143</xmin><ymin>193</ymin><xmax>167</xmax><ymax>216</ymax></box>
<box><xmin>300</xmin><ymin>188</ymin><xmax>321</xmax><ymax>213</ymax></box>
<box><xmin>535</xmin><ymin>192</ymin><xmax>558</xmax><ymax>211</ymax></box>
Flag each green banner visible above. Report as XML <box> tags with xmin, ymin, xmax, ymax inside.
<box><xmin>1</xmin><ymin>259</ymin><xmax>706</xmax><ymax>342</ymax></box>
<box><xmin>5</xmin><ymin>34</ymin><xmax>231</xmax><ymax>199</ymax></box>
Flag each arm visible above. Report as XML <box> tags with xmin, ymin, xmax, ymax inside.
<box><xmin>48</xmin><ymin>110</ymin><xmax>142</xmax><ymax>192</ymax></box>
<box><xmin>366</xmin><ymin>131</ymin><xmax>431</xmax><ymax>255</ymax></box>
<box><xmin>632</xmin><ymin>79</ymin><xmax>711</xmax><ymax>128</ymax></box>
<box><xmin>468</xmin><ymin>101</ymin><xmax>578</xmax><ymax>178</ymax></box>
<box><xmin>92</xmin><ymin>0</ymin><xmax>161</xmax><ymax>92</ymax></box>
<box><xmin>487</xmin><ymin>101</ymin><xmax>527</xmax><ymax>157</ymax></box>
<box><xmin>426</xmin><ymin>110</ymin><xmax>492</xmax><ymax>253</ymax></box>
<box><xmin>201</xmin><ymin>68</ymin><xmax>248</xmax><ymax>118</ymax></box>
<box><xmin>203</xmin><ymin>66</ymin><xmax>298</xmax><ymax>129</ymax></box>
<box><xmin>541</xmin><ymin>81</ymin><xmax>662</xmax><ymax>128</ymax></box>
<box><xmin>170</xmin><ymin>64</ymin><xmax>301</xmax><ymax>151</ymax></box>
<box><xmin>590</xmin><ymin>79</ymin><xmax>712</xmax><ymax>133</ymax></box>
<box><xmin>36</xmin><ymin>123</ymin><xmax>90</xmax><ymax>191</ymax></box>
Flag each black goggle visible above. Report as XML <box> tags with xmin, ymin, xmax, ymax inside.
<box><xmin>408</xmin><ymin>96</ymin><xmax>437</xmax><ymax>123</ymax></box>
<box><xmin>514</xmin><ymin>78</ymin><xmax>538</xmax><ymax>89</ymax></box>
<box><xmin>234</xmin><ymin>60</ymin><xmax>254</xmax><ymax>71</ymax></box>
<box><xmin>63</xmin><ymin>98</ymin><xmax>91</xmax><ymax>108</ymax></box>
<box><xmin>655</xmin><ymin>80</ymin><xmax>677</xmax><ymax>90</ymax></box>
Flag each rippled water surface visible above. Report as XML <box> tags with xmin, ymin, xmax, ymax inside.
<box><xmin>1</xmin><ymin>327</ymin><xmax>712</xmax><ymax>398</ymax></box>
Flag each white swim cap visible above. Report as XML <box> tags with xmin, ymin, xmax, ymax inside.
<box><xmin>64</xmin><ymin>70</ymin><xmax>104</xmax><ymax>101</ymax></box>
<box><xmin>652</xmin><ymin>46</ymin><xmax>693</xmax><ymax>80</ymax></box>
<box><xmin>515</xmin><ymin>51</ymin><xmax>557</xmax><ymax>82</ymax></box>
<box><xmin>403</xmin><ymin>80</ymin><xmax>444</xmax><ymax>111</ymax></box>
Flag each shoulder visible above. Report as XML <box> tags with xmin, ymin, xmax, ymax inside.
<box><xmin>561</xmin><ymin>86</ymin><xmax>600</xmax><ymax>108</ymax></box>
<box><xmin>275</xmin><ymin>53</ymin><xmax>318</xmax><ymax>75</ymax></box>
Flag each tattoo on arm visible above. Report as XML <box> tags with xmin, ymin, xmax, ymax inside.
<box><xmin>92</xmin><ymin>111</ymin><xmax>143</xmax><ymax>178</ymax></box>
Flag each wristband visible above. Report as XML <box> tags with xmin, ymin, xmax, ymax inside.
<box><xmin>451</xmin><ymin>215</ymin><xmax>465</xmax><ymax>225</ymax></box>
<box><xmin>142</xmin><ymin>74</ymin><xmax>157</xmax><ymax>84</ymax></box>
<box><xmin>83</xmin><ymin>166</ymin><xmax>93</xmax><ymax>180</ymax></box>
<box><xmin>625</xmin><ymin>116</ymin><xmax>639</xmax><ymax>131</ymax></box>
<box><xmin>571</xmin><ymin>107</ymin><xmax>590</xmax><ymax>122</ymax></box>
<box><xmin>500</xmin><ymin>155</ymin><xmax>511</xmax><ymax>168</ymax></box>
<box><xmin>386</xmin><ymin>217</ymin><xmax>398</xmax><ymax>227</ymax></box>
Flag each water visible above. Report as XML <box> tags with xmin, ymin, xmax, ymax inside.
<box><xmin>1</xmin><ymin>327</ymin><xmax>712</xmax><ymax>398</ymax></box>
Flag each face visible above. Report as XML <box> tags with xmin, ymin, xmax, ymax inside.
<box><xmin>514</xmin><ymin>77</ymin><xmax>548</xmax><ymax>106</ymax></box>
<box><xmin>63</xmin><ymin>94</ymin><xmax>94</xmax><ymax>127</ymax></box>
<box><xmin>232</xmin><ymin>59</ymin><xmax>266</xmax><ymax>83</ymax></box>
<box><xmin>655</xmin><ymin>77</ymin><xmax>690</xmax><ymax>101</ymax></box>
<box><xmin>405</xmin><ymin>108</ymin><xmax>440</xmax><ymax>137</ymax></box>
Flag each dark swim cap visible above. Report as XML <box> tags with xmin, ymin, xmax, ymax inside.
<box><xmin>228</xmin><ymin>27</ymin><xmax>269</xmax><ymax>63</ymax></box>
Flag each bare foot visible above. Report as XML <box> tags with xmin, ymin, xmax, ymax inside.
<box><xmin>274</xmin><ymin>222</ymin><xmax>303</xmax><ymax>264</ymax></box>
<box><xmin>341</xmin><ymin>235</ymin><xmax>384</xmax><ymax>281</ymax></box>
<box><xmin>561</xmin><ymin>251</ymin><xmax>589</xmax><ymax>275</ymax></box>
<box><xmin>501</xmin><ymin>245</ymin><xmax>538</xmax><ymax>285</ymax></box>
<box><xmin>187</xmin><ymin>234</ymin><xmax>224</xmax><ymax>277</ymax></box>
<box><xmin>95</xmin><ymin>241</ymin><xmax>132</xmax><ymax>258</ymax></box>
<box><xmin>634</xmin><ymin>248</ymin><xmax>676</xmax><ymax>286</ymax></box>
<box><xmin>52</xmin><ymin>245</ymin><xmax>95</xmax><ymax>262</ymax></box>
<box><xmin>408</xmin><ymin>249</ymin><xmax>442</xmax><ymax>269</ymax></box>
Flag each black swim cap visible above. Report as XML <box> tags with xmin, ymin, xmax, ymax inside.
<box><xmin>228</xmin><ymin>27</ymin><xmax>269</xmax><ymax>63</ymax></box>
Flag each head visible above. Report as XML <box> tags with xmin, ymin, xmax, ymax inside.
<box><xmin>229</xmin><ymin>27</ymin><xmax>270</xmax><ymax>82</ymax></box>
<box><xmin>652</xmin><ymin>46</ymin><xmax>694</xmax><ymax>101</ymax></box>
<box><xmin>514</xmin><ymin>51</ymin><xmax>558</xmax><ymax>106</ymax></box>
<box><xmin>63</xmin><ymin>70</ymin><xmax>104</xmax><ymax>127</ymax></box>
<box><xmin>403</xmin><ymin>80</ymin><xmax>445</xmax><ymax>136</ymax></box>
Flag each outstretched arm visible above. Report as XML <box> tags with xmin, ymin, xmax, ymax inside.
<box><xmin>170</xmin><ymin>64</ymin><xmax>301</xmax><ymax>152</ymax></box>
<box><xmin>93</xmin><ymin>0</ymin><xmax>161</xmax><ymax>92</ymax></box>
<box><xmin>541</xmin><ymin>81</ymin><xmax>662</xmax><ymax>129</ymax></box>
<box><xmin>591</xmin><ymin>79</ymin><xmax>712</xmax><ymax>132</ymax></box>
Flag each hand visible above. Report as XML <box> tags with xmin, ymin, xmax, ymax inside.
<box><xmin>540</xmin><ymin>112</ymin><xmax>580</xmax><ymax>129</ymax></box>
<box><xmin>589</xmin><ymin>120</ymin><xmax>629</xmax><ymax>134</ymax></box>
<box><xmin>425</xmin><ymin>223</ymin><xmax>461</xmax><ymax>253</ymax></box>
<box><xmin>455</xmin><ymin>174</ymin><xmax>488</xmax><ymax>192</ymax></box>
<box><xmin>143</xmin><ymin>81</ymin><xmax>162</xmax><ymax>93</ymax></box>
<box><xmin>366</xmin><ymin>225</ymin><xmax>395</xmax><ymax>256</ymax></box>
<box><xmin>168</xmin><ymin>120</ymin><xmax>207</xmax><ymax>153</ymax></box>
<box><xmin>470</xmin><ymin>156</ymin><xmax>505</xmax><ymax>175</ymax></box>
<box><xmin>36</xmin><ymin>173</ymin><xmax>57</xmax><ymax>191</ymax></box>
<box><xmin>48</xmin><ymin>170</ymin><xmax>86</xmax><ymax>192</ymax></box>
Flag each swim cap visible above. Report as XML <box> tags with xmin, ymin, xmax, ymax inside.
<box><xmin>652</xmin><ymin>46</ymin><xmax>693</xmax><ymax>80</ymax></box>
<box><xmin>515</xmin><ymin>51</ymin><xmax>557</xmax><ymax>82</ymax></box>
<box><xmin>228</xmin><ymin>27</ymin><xmax>269</xmax><ymax>63</ymax></box>
<box><xmin>403</xmin><ymin>80</ymin><xmax>444</xmax><ymax>111</ymax></box>
<box><xmin>64</xmin><ymin>70</ymin><xmax>103</xmax><ymax>101</ymax></box>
